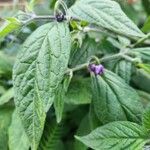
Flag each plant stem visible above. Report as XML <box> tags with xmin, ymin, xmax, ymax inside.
<box><xmin>131</xmin><ymin>32</ymin><xmax>150</xmax><ymax>47</ymax></box>
<box><xmin>66</xmin><ymin>53</ymin><xmax>122</xmax><ymax>74</ymax></box>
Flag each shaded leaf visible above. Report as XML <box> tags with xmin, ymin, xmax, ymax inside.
<box><xmin>0</xmin><ymin>88</ymin><xmax>13</xmax><ymax>106</ymax></box>
<box><xmin>39</xmin><ymin>119</ymin><xmax>64</xmax><ymax>150</ymax></box>
<box><xmin>65</xmin><ymin>77</ymin><xmax>91</xmax><ymax>105</ymax></box>
<box><xmin>0</xmin><ymin>107</ymin><xmax>13</xmax><ymax>150</ymax></box>
<box><xmin>9</xmin><ymin>110</ymin><xmax>30</xmax><ymax>150</ymax></box>
<box><xmin>132</xmin><ymin>69</ymin><xmax>150</xmax><ymax>93</ymax></box>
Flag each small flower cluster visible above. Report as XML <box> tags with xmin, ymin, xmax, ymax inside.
<box><xmin>89</xmin><ymin>64</ymin><xmax>104</xmax><ymax>75</ymax></box>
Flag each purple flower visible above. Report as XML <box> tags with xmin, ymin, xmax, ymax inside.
<box><xmin>89</xmin><ymin>64</ymin><xmax>104</xmax><ymax>75</ymax></box>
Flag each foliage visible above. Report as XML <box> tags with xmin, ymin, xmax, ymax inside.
<box><xmin>0</xmin><ymin>0</ymin><xmax>150</xmax><ymax>150</ymax></box>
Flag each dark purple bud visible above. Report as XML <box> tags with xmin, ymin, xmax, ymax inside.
<box><xmin>89</xmin><ymin>64</ymin><xmax>104</xmax><ymax>75</ymax></box>
<box><xmin>55</xmin><ymin>13</ymin><xmax>64</xmax><ymax>22</ymax></box>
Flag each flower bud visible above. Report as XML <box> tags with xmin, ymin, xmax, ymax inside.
<box><xmin>89</xmin><ymin>64</ymin><xmax>104</xmax><ymax>75</ymax></box>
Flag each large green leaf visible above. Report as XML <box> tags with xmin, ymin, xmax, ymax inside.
<box><xmin>91</xmin><ymin>70</ymin><xmax>143</xmax><ymax>124</ymax></box>
<box><xmin>13</xmin><ymin>22</ymin><xmax>71</xmax><ymax>149</ymax></box>
<box><xmin>69</xmin><ymin>0</ymin><xmax>144</xmax><ymax>38</ymax></box>
<box><xmin>75</xmin><ymin>121</ymin><xmax>149</xmax><ymax>150</ymax></box>
<box><xmin>9</xmin><ymin>110</ymin><xmax>30</xmax><ymax>150</ymax></box>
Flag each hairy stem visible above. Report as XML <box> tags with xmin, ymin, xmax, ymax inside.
<box><xmin>66</xmin><ymin>52</ymin><xmax>137</xmax><ymax>74</ymax></box>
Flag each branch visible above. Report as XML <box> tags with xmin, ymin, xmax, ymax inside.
<box><xmin>66</xmin><ymin>52</ymin><xmax>137</xmax><ymax>74</ymax></box>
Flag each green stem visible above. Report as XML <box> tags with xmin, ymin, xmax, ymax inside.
<box><xmin>66</xmin><ymin>53</ymin><xmax>122</xmax><ymax>74</ymax></box>
<box><xmin>131</xmin><ymin>32</ymin><xmax>150</xmax><ymax>48</ymax></box>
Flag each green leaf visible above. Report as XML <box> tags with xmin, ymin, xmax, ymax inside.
<box><xmin>132</xmin><ymin>47</ymin><xmax>150</xmax><ymax>61</ymax></box>
<box><xmin>132</xmin><ymin>69</ymin><xmax>150</xmax><ymax>93</ymax></box>
<box><xmin>54</xmin><ymin>84</ymin><xmax>65</xmax><ymax>123</ymax></box>
<box><xmin>75</xmin><ymin>121</ymin><xmax>149</xmax><ymax>150</ymax></box>
<box><xmin>8</xmin><ymin>110</ymin><xmax>30</xmax><ymax>150</ymax></box>
<box><xmin>65</xmin><ymin>77</ymin><xmax>92</xmax><ymax>105</ymax></box>
<box><xmin>142</xmin><ymin>105</ymin><xmax>150</xmax><ymax>130</ymax></box>
<box><xmin>13</xmin><ymin>22</ymin><xmax>71</xmax><ymax>149</ymax></box>
<box><xmin>39</xmin><ymin>119</ymin><xmax>64</xmax><ymax>150</ymax></box>
<box><xmin>142</xmin><ymin>16</ymin><xmax>150</xmax><ymax>33</ymax></box>
<box><xmin>142</xmin><ymin>0</ymin><xmax>150</xmax><ymax>15</ymax></box>
<box><xmin>0</xmin><ymin>107</ymin><xmax>13</xmax><ymax>150</ymax></box>
<box><xmin>0</xmin><ymin>52</ymin><xmax>13</xmax><ymax>78</ymax></box>
<box><xmin>91</xmin><ymin>70</ymin><xmax>143</xmax><ymax>124</ymax></box>
<box><xmin>137</xmin><ymin>90</ymin><xmax>150</xmax><ymax>106</ymax></box>
<box><xmin>74</xmin><ymin>115</ymin><xmax>90</xmax><ymax>150</ymax></box>
<box><xmin>0</xmin><ymin>17</ymin><xmax>21</xmax><ymax>38</ymax></box>
<box><xmin>89</xmin><ymin>104</ymin><xmax>102</xmax><ymax>130</ymax></box>
<box><xmin>69</xmin><ymin>0</ymin><xmax>144</xmax><ymax>38</ymax></box>
<box><xmin>115</xmin><ymin>60</ymin><xmax>132</xmax><ymax>83</ymax></box>
<box><xmin>137</xmin><ymin>63</ymin><xmax>150</xmax><ymax>74</ymax></box>
<box><xmin>0</xmin><ymin>88</ymin><xmax>13</xmax><ymax>106</ymax></box>
<box><xmin>70</xmin><ymin>37</ymin><xmax>98</xmax><ymax>67</ymax></box>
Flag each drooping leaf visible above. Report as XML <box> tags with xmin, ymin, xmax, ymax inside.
<box><xmin>75</xmin><ymin>121</ymin><xmax>149</xmax><ymax>150</ymax></box>
<box><xmin>0</xmin><ymin>88</ymin><xmax>13</xmax><ymax>106</ymax></box>
<box><xmin>0</xmin><ymin>17</ymin><xmax>21</xmax><ymax>38</ymax></box>
<box><xmin>65</xmin><ymin>77</ymin><xmax>91</xmax><ymax>105</ymax></box>
<box><xmin>0</xmin><ymin>107</ymin><xmax>13</xmax><ymax>150</ymax></box>
<box><xmin>91</xmin><ymin>70</ymin><xmax>144</xmax><ymax>124</ymax></box>
<box><xmin>54</xmin><ymin>84</ymin><xmax>65</xmax><ymax>123</ymax></box>
<box><xmin>115</xmin><ymin>60</ymin><xmax>132</xmax><ymax>83</ymax></box>
<box><xmin>8</xmin><ymin>110</ymin><xmax>30</xmax><ymax>150</ymax></box>
<box><xmin>69</xmin><ymin>0</ymin><xmax>144</xmax><ymax>38</ymax></box>
<box><xmin>13</xmin><ymin>22</ymin><xmax>71</xmax><ymax>149</ymax></box>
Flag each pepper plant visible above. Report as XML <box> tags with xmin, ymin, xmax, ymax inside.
<box><xmin>1</xmin><ymin>0</ymin><xmax>150</xmax><ymax>150</ymax></box>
